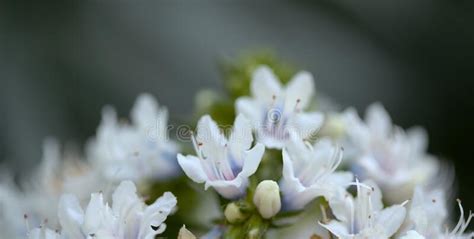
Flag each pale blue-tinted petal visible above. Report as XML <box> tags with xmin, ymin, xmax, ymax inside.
<box><xmin>289</xmin><ymin>112</ymin><xmax>324</xmax><ymax>140</ymax></box>
<box><xmin>139</xmin><ymin>192</ymin><xmax>177</xmax><ymax>237</ymax></box>
<box><xmin>251</xmin><ymin>66</ymin><xmax>282</xmax><ymax>103</ymax></box>
<box><xmin>196</xmin><ymin>115</ymin><xmax>226</xmax><ymax>156</ymax></box>
<box><xmin>205</xmin><ymin>177</ymin><xmax>245</xmax><ymax>199</ymax></box>
<box><xmin>229</xmin><ymin>114</ymin><xmax>253</xmax><ymax>166</ymax></box>
<box><xmin>280</xmin><ymin>148</ymin><xmax>306</xmax><ymax>210</ymax></box>
<box><xmin>235</xmin><ymin>97</ymin><xmax>263</xmax><ymax>128</ymax></box>
<box><xmin>320</xmin><ymin>220</ymin><xmax>351</xmax><ymax>239</ymax></box>
<box><xmin>284</xmin><ymin>71</ymin><xmax>314</xmax><ymax>110</ymax></box>
<box><xmin>177</xmin><ymin>154</ymin><xmax>208</xmax><ymax>183</ymax></box>
<box><xmin>238</xmin><ymin>143</ymin><xmax>265</xmax><ymax>178</ymax></box>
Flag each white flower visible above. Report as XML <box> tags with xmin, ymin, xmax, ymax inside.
<box><xmin>400</xmin><ymin>230</ymin><xmax>425</xmax><ymax>239</ymax></box>
<box><xmin>253</xmin><ymin>180</ymin><xmax>281</xmax><ymax>219</ymax></box>
<box><xmin>280</xmin><ymin>137</ymin><xmax>353</xmax><ymax>210</ymax></box>
<box><xmin>1</xmin><ymin>139</ymin><xmax>103</xmax><ymax>238</ymax></box>
<box><xmin>58</xmin><ymin>180</ymin><xmax>177</xmax><ymax>238</ymax></box>
<box><xmin>321</xmin><ymin>180</ymin><xmax>407</xmax><ymax>239</ymax></box>
<box><xmin>236</xmin><ymin>65</ymin><xmax>324</xmax><ymax>149</ymax></box>
<box><xmin>177</xmin><ymin>114</ymin><xmax>265</xmax><ymax>199</ymax></box>
<box><xmin>87</xmin><ymin>93</ymin><xmax>179</xmax><ymax>182</ymax></box>
<box><xmin>398</xmin><ymin>186</ymin><xmax>447</xmax><ymax>238</ymax></box>
<box><xmin>28</xmin><ymin>227</ymin><xmax>61</xmax><ymax>239</ymax></box>
<box><xmin>0</xmin><ymin>175</ymin><xmax>27</xmax><ymax>238</ymax></box>
<box><xmin>400</xmin><ymin>187</ymin><xmax>473</xmax><ymax>239</ymax></box>
<box><xmin>343</xmin><ymin>103</ymin><xmax>438</xmax><ymax>204</ymax></box>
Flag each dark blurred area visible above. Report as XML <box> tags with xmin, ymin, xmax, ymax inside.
<box><xmin>1</xmin><ymin>0</ymin><xmax>473</xmax><ymax>212</ymax></box>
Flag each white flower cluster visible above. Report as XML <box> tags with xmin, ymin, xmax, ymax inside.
<box><xmin>0</xmin><ymin>65</ymin><xmax>472</xmax><ymax>239</ymax></box>
<box><xmin>28</xmin><ymin>181</ymin><xmax>176</xmax><ymax>239</ymax></box>
<box><xmin>178</xmin><ymin>66</ymin><xmax>472</xmax><ymax>238</ymax></box>
<box><xmin>0</xmin><ymin>94</ymin><xmax>179</xmax><ymax>238</ymax></box>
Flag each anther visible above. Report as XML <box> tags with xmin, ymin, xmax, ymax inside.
<box><xmin>24</xmin><ymin>214</ymin><xmax>30</xmax><ymax>233</ymax></box>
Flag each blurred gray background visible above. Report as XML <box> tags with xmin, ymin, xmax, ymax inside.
<box><xmin>1</xmin><ymin>0</ymin><xmax>473</xmax><ymax>210</ymax></box>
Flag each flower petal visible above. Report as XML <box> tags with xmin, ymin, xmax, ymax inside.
<box><xmin>375</xmin><ymin>204</ymin><xmax>407</xmax><ymax>237</ymax></box>
<box><xmin>229</xmin><ymin>114</ymin><xmax>253</xmax><ymax>166</ymax></box>
<box><xmin>251</xmin><ymin>66</ymin><xmax>282</xmax><ymax>103</ymax></box>
<box><xmin>140</xmin><ymin>192</ymin><xmax>177</xmax><ymax>237</ymax></box>
<box><xmin>325</xmin><ymin>172</ymin><xmax>354</xmax><ymax>189</ymax></box>
<box><xmin>196</xmin><ymin>115</ymin><xmax>226</xmax><ymax>156</ymax></box>
<box><xmin>58</xmin><ymin>194</ymin><xmax>85</xmax><ymax>239</ymax></box>
<box><xmin>238</xmin><ymin>143</ymin><xmax>265</xmax><ymax>178</ymax></box>
<box><xmin>280</xmin><ymin>148</ymin><xmax>307</xmax><ymax>210</ymax></box>
<box><xmin>111</xmin><ymin>180</ymin><xmax>141</xmax><ymax>216</ymax></box>
<box><xmin>400</xmin><ymin>230</ymin><xmax>426</xmax><ymax>239</ymax></box>
<box><xmin>82</xmin><ymin>192</ymin><xmax>105</xmax><ymax>234</ymax></box>
<box><xmin>328</xmin><ymin>192</ymin><xmax>354</xmax><ymax>223</ymax></box>
<box><xmin>366</xmin><ymin>103</ymin><xmax>392</xmax><ymax>137</ymax></box>
<box><xmin>406</xmin><ymin>127</ymin><xmax>428</xmax><ymax>153</ymax></box>
<box><xmin>235</xmin><ymin>97</ymin><xmax>262</xmax><ymax>127</ymax></box>
<box><xmin>28</xmin><ymin>228</ymin><xmax>61</xmax><ymax>239</ymax></box>
<box><xmin>204</xmin><ymin>143</ymin><xmax>264</xmax><ymax>199</ymax></box>
<box><xmin>342</xmin><ymin>107</ymin><xmax>371</xmax><ymax>145</ymax></box>
<box><xmin>205</xmin><ymin>177</ymin><xmax>245</xmax><ymax>199</ymax></box>
<box><xmin>362</xmin><ymin>180</ymin><xmax>384</xmax><ymax>212</ymax></box>
<box><xmin>131</xmin><ymin>93</ymin><xmax>161</xmax><ymax>129</ymax></box>
<box><xmin>177</xmin><ymin>154</ymin><xmax>208</xmax><ymax>183</ymax></box>
<box><xmin>284</xmin><ymin>71</ymin><xmax>314</xmax><ymax>110</ymax></box>
<box><xmin>289</xmin><ymin>112</ymin><xmax>324</xmax><ymax>140</ymax></box>
<box><xmin>320</xmin><ymin>220</ymin><xmax>350</xmax><ymax>239</ymax></box>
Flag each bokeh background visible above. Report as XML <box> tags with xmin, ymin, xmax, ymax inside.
<box><xmin>1</xmin><ymin>0</ymin><xmax>473</xmax><ymax>215</ymax></box>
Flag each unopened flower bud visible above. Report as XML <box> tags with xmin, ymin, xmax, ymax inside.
<box><xmin>253</xmin><ymin>180</ymin><xmax>281</xmax><ymax>219</ymax></box>
<box><xmin>319</xmin><ymin>114</ymin><xmax>346</xmax><ymax>138</ymax></box>
<box><xmin>248</xmin><ymin>228</ymin><xmax>261</xmax><ymax>239</ymax></box>
<box><xmin>178</xmin><ymin>225</ymin><xmax>196</xmax><ymax>239</ymax></box>
<box><xmin>224</xmin><ymin>202</ymin><xmax>247</xmax><ymax>223</ymax></box>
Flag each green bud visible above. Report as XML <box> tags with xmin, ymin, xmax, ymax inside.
<box><xmin>224</xmin><ymin>202</ymin><xmax>247</xmax><ymax>223</ymax></box>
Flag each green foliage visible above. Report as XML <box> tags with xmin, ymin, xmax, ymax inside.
<box><xmin>219</xmin><ymin>50</ymin><xmax>296</xmax><ymax>100</ymax></box>
<box><xmin>194</xmin><ymin>50</ymin><xmax>296</xmax><ymax>126</ymax></box>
